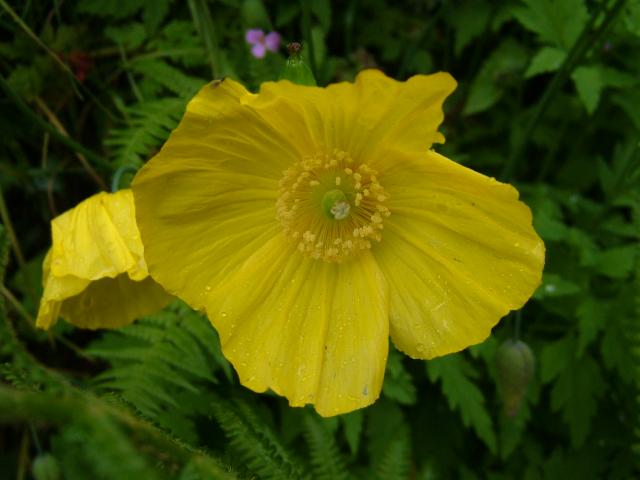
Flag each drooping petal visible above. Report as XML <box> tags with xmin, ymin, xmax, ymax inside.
<box><xmin>36</xmin><ymin>190</ymin><xmax>171</xmax><ymax>330</ymax></box>
<box><xmin>244</xmin><ymin>69</ymin><xmax>456</xmax><ymax>163</ymax></box>
<box><xmin>132</xmin><ymin>78</ymin><xmax>303</xmax><ymax>311</ymax></box>
<box><xmin>59</xmin><ymin>275</ymin><xmax>170</xmax><ymax>329</ymax></box>
<box><xmin>374</xmin><ymin>150</ymin><xmax>544</xmax><ymax>359</ymax></box>
<box><xmin>49</xmin><ymin>190</ymin><xmax>147</xmax><ymax>282</ymax></box>
<box><xmin>205</xmin><ymin>235</ymin><xmax>389</xmax><ymax>417</ymax></box>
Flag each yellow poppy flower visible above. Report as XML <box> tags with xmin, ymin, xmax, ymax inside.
<box><xmin>132</xmin><ymin>70</ymin><xmax>545</xmax><ymax>416</ymax></box>
<box><xmin>36</xmin><ymin>189</ymin><xmax>171</xmax><ymax>330</ymax></box>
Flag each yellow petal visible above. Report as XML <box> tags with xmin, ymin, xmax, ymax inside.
<box><xmin>132</xmin><ymin>78</ymin><xmax>299</xmax><ymax>310</ymax></box>
<box><xmin>49</xmin><ymin>190</ymin><xmax>147</xmax><ymax>281</ymax></box>
<box><xmin>59</xmin><ymin>275</ymin><xmax>170</xmax><ymax>329</ymax></box>
<box><xmin>374</xmin><ymin>150</ymin><xmax>544</xmax><ymax>359</ymax></box>
<box><xmin>36</xmin><ymin>190</ymin><xmax>171</xmax><ymax>330</ymax></box>
<box><xmin>206</xmin><ymin>235</ymin><xmax>389</xmax><ymax>417</ymax></box>
<box><xmin>247</xmin><ymin>69</ymin><xmax>457</xmax><ymax>161</ymax></box>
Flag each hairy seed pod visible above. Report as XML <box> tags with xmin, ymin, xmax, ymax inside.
<box><xmin>495</xmin><ymin>339</ymin><xmax>535</xmax><ymax>417</ymax></box>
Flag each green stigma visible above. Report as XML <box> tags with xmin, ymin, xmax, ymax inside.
<box><xmin>321</xmin><ymin>189</ymin><xmax>351</xmax><ymax>220</ymax></box>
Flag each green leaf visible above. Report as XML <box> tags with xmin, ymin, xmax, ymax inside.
<box><xmin>549</xmin><ymin>354</ymin><xmax>605</xmax><ymax>447</ymax></box>
<box><xmin>340</xmin><ymin>410</ymin><xmax>363</xmax><ymax>456</ymax></box>
<box><xmin>450</xmin><ymin>0</ymin><xmax>491</xmax><ymax>56</ymax></box>
<box><xmin>105</xmin><ymin>98</ymin><xmax>185</xmax><ymax>167</ymax></box>
<box><xmin>530</xmin><ymin>195</ymin><xmax>569</xmax><ymax>241</ymax></box>
<box><xmin>512</xmin><ymin>0</ymin><xmax>588</xmax><ymax>49</ymax></box>
<box><xmin>303</xmin><ymin>413</ymin><xmax>350</xmax><ymax>480</ymax></box>
<box><xmin>426</xmin><ymin>354</ymin><xmax>496</xmax><ymax>452</ymax></box>
<box><xmin>594</xmin><ymin>245</ymin><xmax>637</xmax><ymax>278</ymax></box>
<box><xmin>310</xmin><ymin>0</ymin><xmax>332</xmax><ymax>31</ymax></box>
<box><xmin>601</xmin><ymin>316</ymin><xmax>635</xmax><ymax>384</ymax></box>
<box><xmin>540</xmin><ymin>337</ymin><xmax>573</xmax><ymax>384</ymax></box>
<box><xmin>142</xmin><ymin>0</ymin><xmax>172</xmax><ymax>33</ymax></box>
<box><xmin>533</xmin><ymin>273</ymin><xmax>581</xmax><ymax>300</ymax></box>
<box><xmin>131</xmin><ymin>59</ymin><xmax>206</xmax><ymax>98</ymax></box>
<box><xmin>541</xmin><ymin>337</ymin><xmax>605</xmax><ymax>447</ymax></box>
<box><xmin>464</xmin><ymin>39</ymin><xmax>528</xmax><ymax>115</ymax></box>
<box><xmin>382</xmin><ymin>348</ymin><xmax>416</xmax><ymax>405</ymax></box>
<box><xmin>105</xmin><ymin>23</ymin><xmax>147</xmax><ymax>49</ymax></box>
<box><xmin>210</xmin><ymin>395</ymin><xmax>306</xmax><ymax>479</ymax></box>
<box><xmin>367</xmin><ymin>401</ymin><xmax>411</xmax><ymax>480</ymax></box>
<box><xmin>241</xmin><ymin>0</ymin><xmax>271</xmax><ymax>29</ymax></box>
<box><xmin>571</xmin><ymin>66</ymin><xmax>604</xmax><ymax>114</ymax></box>
<box><xmin>77</xmin><ymin>0</ymin><xmax>146</xmax><ymax>18</ymax></box>
<box><xmin>576</xmin><ymin>298</ymin><xmax>605</xmax><ymax>356</ymax></box>
<box><xmin>524</xmin><ymin>46</ymin><xmax>566</xmax><ymax>78</ymax></box>
<box><xmin>373</xmin><ymin>426</ymin><xmax>410</xmax><ymax>480</ymax></box>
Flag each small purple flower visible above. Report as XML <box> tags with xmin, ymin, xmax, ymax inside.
<box><xmin>246</xmin><ymin>29</ymin><xmax>281</xmax><ymax>59</ymax></box>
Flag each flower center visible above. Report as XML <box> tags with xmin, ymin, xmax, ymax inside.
<box><xmin>276</xmin><ymin>149</ymin><xmax>390</xmax><ymax>262</ymax></box>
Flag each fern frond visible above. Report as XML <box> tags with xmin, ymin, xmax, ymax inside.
<box><xmin>631</xmin><ymin>191</ymin><xmax>640</xmax><ymax>461</ymax></box>
<box><xmin>132</xmin><ymin>59</ymin><xmax>206</xmax><ymax>98</ymax></box>
<box><xmin>0</xmin><ymin>223</ymin><xmax>8</xmax><ymax>285</ymax></box>
<box><xmin>86</xmin><ymin>305</ymin><xmax>225</xmax><ymax>422</ymax></box>
<box><xmin>372</xmin><ymin>424</ymin><xmax>411</xmax><ymax>480</ymax></box>
<box><xmin>303</xmin><ymin>412</ymin><xmax>350</xmax><ymax>480</ymax></box>
<box><xmin>210</xmin><ymin>394</ymin><xmax>307</xmax><ymax>480</ymax></box>
<box><xmin>105</xmin><ymin>98</ymin><xmax>185</xmax><ymax>167</ymax></box>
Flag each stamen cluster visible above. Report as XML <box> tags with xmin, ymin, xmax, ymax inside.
<box><xmin>276</xmin><ymin>149</ymin><xmax>390</xmax><ymax>262</ymax></box>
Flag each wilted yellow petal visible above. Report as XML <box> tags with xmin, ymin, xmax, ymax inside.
<box><xmin>36</xmin><ymin>189</ymin><xmax>171</xmax><ymax>330</ymax></box>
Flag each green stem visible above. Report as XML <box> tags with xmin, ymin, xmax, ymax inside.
<box><xmin>501</xmin><ymin>0</ymin><xmax>627</xmax><ymax>180</ymax></box>
<box><xmin>514</xmin><ymin>310</ymin><xmax>522</xmax><ymax>341</ymax></box>
<box><xmin>188</xmin><ymin>0</ymin><xmax>222</xmax><ymax>78</ymax></box>
<box><xmin>300</xmin><ymin>0</ymin><xmax>317</xmax><ymax>78</ymax></box>
<box><xmin>111</xmin><ymin>165</ymin><xmax>139</xmax><ymax>192</ymax></box>
<box><xmin>0</xmin><ymin>185</ymin><xmax>26</xmax><ymax>269</ymax></box>
<box><xmin>0</xmin><ymin>75</ymin><xmax>111</xmax><ymax>171</ymax></box>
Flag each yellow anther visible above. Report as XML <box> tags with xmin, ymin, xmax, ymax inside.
<box><xmin>276</xmin><ymin>149</ymin><xmax>389</xmax><ymax>263</ymax></box>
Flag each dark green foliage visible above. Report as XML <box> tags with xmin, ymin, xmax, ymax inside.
<box><xmin>106</xmin><ymin>99</ymin><xmax>186</xmax><ymax>168</ymax></box>
<box><xmin>209</xmin><ymin>394</ymin><xmax>307</xmax><ymax>479</ymax></box>
<box><xmin>0</xmin><ymin>0</ymin><xmax>638</xmax><ymax>478</ymax></box>
<box><xmin>302</xmin><ymin>413</ymin><xmax>350</xmax><ymax>480</ymax></box>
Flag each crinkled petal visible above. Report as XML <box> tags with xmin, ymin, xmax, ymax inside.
<box><xmin>59</xmin><ymin>275</ymin><xmax>171</xmax><ymax>330</ymax></box>
<box><xmin>50</xmin><ymin>189</ymin><xmax>147</xmax><ymax>281</ymax></box>
<box><xmin>206</xmin><ymin>235</ymin><xmax>389</xmax><ymax>417</ymax></box>
<box><xmin>37</xmin><ymin>274</ymin><xmax>169</xmax><ymax>330</ymax></box>
<box><xmin>133</xmin><ymin>78</ymin><xmax>302</xmax><ymax>310</ymax></box>
<box><xmin>374</xmin><ymin>150</ymin><xmax>544</xmax><ymax>359</ymax></box>
<box><xmin>36</xmin><ymin>189</ymin><xmax>172</xmax><ymax>330</ymax></box>
<box><xmin>245</xmin><ymin>69</ymin><xmax>456</xmax><ymax>163</ymax></box>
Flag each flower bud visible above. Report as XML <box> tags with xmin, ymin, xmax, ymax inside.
<box><xmin>495</xmin><ymin>339</ymin><xmax>535</xmax><ymax>417</ymax></box>
<box><xmin>279</xmin><ymin>42</ymin><xmax>317</xmax><ymax>86</ymax></box>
